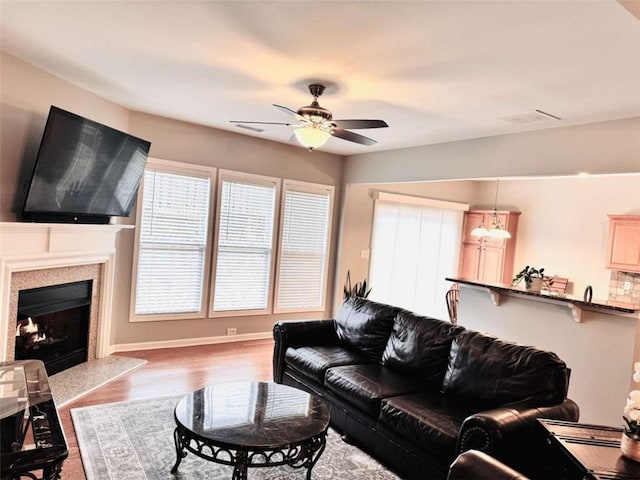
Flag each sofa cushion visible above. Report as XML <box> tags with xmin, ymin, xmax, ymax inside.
<box><xmin>324</xmin><ymin>364</ymin><xmax>426</xmax><ymax>416</ymax></box>
<box><xmin>382</xmin><ymin>311</ymin><xmax>464</xmax><ymax>385</ymax></box>
<box><xmin>442</xmin><ymin>330</ymin><xmax>570</xmax><ymax>408</ymax></box>
<box><xmin>335</xmin><ymin>297</ymin><xmax>403</xmax><ymax>362</ymax></box>
<box><xmin>285</xmin><ymin>346</ymin><xmax>372</xmax><ymax>384</ymax></box>
<box><xmin>379</xmin><ymin>391</ymin><xmax>476</xmax><ymax>460</ymax></box>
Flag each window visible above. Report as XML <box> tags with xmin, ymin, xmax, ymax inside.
<box><xmin>211</xmin><ymin>171</ymin><xmax>279</xmax><ymax>315</ymax></box>
<box><xmin>368</xmin><ymin>193</ymin><xmax>466</xmax><ymax>319</ymax></box>
<box><xmin>131</xmin><ymin>159</ymin><xmax>214</xmax><ymax>321</ymax></box>
<box><xmin>275</xmin><ymin>181</ymin><xmax>334</xmax><ymax>312</ymax></box>
<box><xmin>131</xmin><ymin>161</ymin><xmax>336</xmax><ymax>321</ymax></box>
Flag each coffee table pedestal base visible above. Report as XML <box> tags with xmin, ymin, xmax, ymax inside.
<box><xmin>171</xmin><ymin>426</ymin><xmax>327</xmax><ymax>479</ymax></box>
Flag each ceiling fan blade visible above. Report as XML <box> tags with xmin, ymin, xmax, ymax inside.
<box><xmin>273</xmin><ymin>104</ymin><xmax>305</xmax><ymax>122</ymax></box>
<box><xmin>331</xmin><ymin>129</ymin><xmax>378</xmax><ymax>146</ymax></box>
<box><xmin>230</xmin><ymin>121</ymin><xmax>292</xmax><ymax>126</ymax></box>
<box><xmin>331</xmin><ymin>119</ymin><xmax>388</xmax><ymax>129</ymax></box>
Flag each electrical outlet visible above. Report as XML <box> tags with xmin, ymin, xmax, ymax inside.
<box><xmin>624</xmin><ymin>281</ymin><xmax>632</xmax><ymax>292</ymax></box>
<box><xmin>226</xmin><ymin>327</ymin><xmax>237</xmax><ymax>336</ymax></box>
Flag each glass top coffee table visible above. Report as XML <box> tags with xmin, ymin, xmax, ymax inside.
<box><xmin>171</xmin><ymin>381</ymin><xmax>330</xmax><ymax>479</ymax></box>
<box><xmin>0</xmin><ymin>360</ymin><xmax>68</xmax><ymax>480</ymax></box>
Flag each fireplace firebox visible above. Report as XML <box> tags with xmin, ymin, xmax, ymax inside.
<box><xmin>15</xmin><ymin>280</ymin><xmax>92</xmax><ymax>376</ymax></box>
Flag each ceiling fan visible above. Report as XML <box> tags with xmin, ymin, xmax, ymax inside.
<box><xmin>230</xmin><ymin>83</ymin><xmax>388</xmax><ymax>151</ymax></box>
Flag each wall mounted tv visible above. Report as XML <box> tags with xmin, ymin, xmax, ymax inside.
<box><xmin>21</xmin><ymin>106</ymin><xmax>151</xmax><ymax>224</ymax></box>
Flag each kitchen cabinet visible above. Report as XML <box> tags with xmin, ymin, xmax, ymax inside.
<box><xmin>458</xmin><ymin>210</ymin><xmax>520</xmax><ymax>284</ymax></box>
<box><xmin>606</xmin><ymin>215</ymin><xmax>640</xmax><ymax>273</ymax></box>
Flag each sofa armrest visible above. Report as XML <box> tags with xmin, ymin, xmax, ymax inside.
<box><xmin>455</xmin><ymin>398</ymin><xmax>580</xmax><ymax>455</ymax></box>
<box><xmin>272</xmin><ymin>320</ymin><xmax>339</xmax><ymax>383</ymax></box>
<box><xmin>447</xmin><ymin>450</ymin><xmax>529</xmax><ymax>480</ymax></box>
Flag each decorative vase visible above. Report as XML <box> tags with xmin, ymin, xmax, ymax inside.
<box><xmin>526</xmin><ymin>277</ymin><xmax>544</xmax><ymax>293</ymax></box>
<box><xmin>621</xmin><ymin>433</ymin><xmax>640</xmax><ymax>463</ymax></box>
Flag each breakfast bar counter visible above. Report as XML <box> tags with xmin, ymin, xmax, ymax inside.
<box><xmin>446</xmin><ymin>277</ymin><xmax>639</xmax><ymax>322</ymax></box>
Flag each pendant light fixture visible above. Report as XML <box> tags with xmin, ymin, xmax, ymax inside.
<box><xmin>470</xmin><ymin>222</ymin><xmax>489</xmax><ymax>237</ymax></box>
<box><xmin>487</xmin><ymin>178</ymin><xmax>511</xmax><ymax>239</ymax></box>
<box><xmin>471</xmin><ymin>179</ymin><xmax>511</xmax><ymax>239</ymax></box>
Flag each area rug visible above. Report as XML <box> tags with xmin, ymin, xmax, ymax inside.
<box><xmin>71</xmin><ymin>395</ymin><xmax>401</xmax><ymax>480</ymax></box>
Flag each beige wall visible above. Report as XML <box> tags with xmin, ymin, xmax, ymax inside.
<box><xmin>0</xmin><ymin>53</ymin><xmax>344</xmax><ymax>349</ymax></box>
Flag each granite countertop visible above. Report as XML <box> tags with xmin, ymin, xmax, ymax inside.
<box><xmin>446</xmin><ymin>277</ymin><xmax>639</xmax><ymax>314</ymax></box>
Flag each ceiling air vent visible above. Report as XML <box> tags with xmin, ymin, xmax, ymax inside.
<box><xmin>234</xmin><ymin>124</ymin><xmax>265</xmax><ymax>133</ymax></box>
<box><xmin>497</xmin><ymin>109</ymin><xmax>562</xmax><ymax>125</ymax></box>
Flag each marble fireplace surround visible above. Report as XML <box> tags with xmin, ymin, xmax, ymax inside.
<box><xmin>0</xmin><ymin>222</ymin><xmax>132</xmax><ymax>362</ymax></box>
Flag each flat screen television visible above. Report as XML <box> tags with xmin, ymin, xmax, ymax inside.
<box><xmin>21</xmin><ymin>106</ymin><xmax>151</xmax><ymax>224</ymax></box>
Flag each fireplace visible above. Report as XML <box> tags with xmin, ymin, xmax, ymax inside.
<box><xmin>15</xmin><ymin>280</ymin><xmax>92</xmax><ymax>376</ymax></box>
<box><xmin>1</xmin><ymin>222</ymin><xmax>131</xmax><ymax>363</ymax></box>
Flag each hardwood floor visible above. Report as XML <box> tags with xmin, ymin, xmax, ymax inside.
<box><xmin>57</xmin><ymin>339</ymin><xmax>275</xmax><ymax>480</ymax></box>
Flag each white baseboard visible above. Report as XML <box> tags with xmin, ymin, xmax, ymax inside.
<box><xmin>113</xmin><ymin>331</ymin><xmax>273</xmax><ymax>353</ymax></box>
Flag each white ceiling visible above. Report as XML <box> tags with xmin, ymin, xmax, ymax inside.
<box><xmin>1</xmin><ymin>1</ymin><xmax>639</xmax><ymax>156</ymax></box>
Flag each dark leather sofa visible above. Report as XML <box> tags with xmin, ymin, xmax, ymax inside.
<box><xmin>273</xmin><ymin>297</ymin><xmax>579</xmax><ymax>479</ymax></box>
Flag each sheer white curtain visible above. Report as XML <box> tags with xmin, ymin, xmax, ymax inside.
<box><xmin>369</xmin><ymin>200</ymin><xmax>464</xmax><ymax>320</ymax></box>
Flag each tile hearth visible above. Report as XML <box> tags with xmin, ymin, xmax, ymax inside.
<box><xmin>48</xmin><ymin>355</ymin><xmax>146</xmax><ymax>406</ymax></box>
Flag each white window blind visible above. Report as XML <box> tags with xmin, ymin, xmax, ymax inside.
<box><xmin>212</xmin><ymin>175</ymin><xmax>278</xmax><ymax>313</ymax></box>
<box><xmin>134</xmin><ymin>169</ymin><xmax>211</xmax><ymax>316</ymax></box>
<box><xmin>369</xmin><ymin>200</ymin><xmax>463</xmax><ymax>319</ymax></box>
<box><xmin>275</xmin><ymin>182</ymin><xmax>333</xmax><ymax>312</ymax></box>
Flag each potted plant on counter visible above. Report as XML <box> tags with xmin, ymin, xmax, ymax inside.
<box><xmin>511</xmin><ymin>266</ymin><xmax>548</xmax><ymax>292</ymax></box>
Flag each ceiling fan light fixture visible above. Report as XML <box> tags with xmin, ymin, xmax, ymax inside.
<box><xmin>230</xmin><ymin>83</ymin><xmax>387</xmax><ymax>148</ymax></box>
<box><xmin>294</xmin><ymin>125</ymin><xmax>330</xmax><ymax>151</ymax></box>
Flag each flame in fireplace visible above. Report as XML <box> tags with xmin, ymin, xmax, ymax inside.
<box><xmin>24</xmin><ymin>317</ymin><xmax>38</xmax><ymax>334</ymax></box>
<box><xmin>33</xmin><ymin>332</ymin><xmax>46</xmax><ymax>342</ymax></box>
<box><xmin>16</xmin><ymin>317</ymin><xmax>47</xmax><ymax>343</ymax></box>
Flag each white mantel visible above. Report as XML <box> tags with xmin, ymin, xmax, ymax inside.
<box><xmin>0</xmin><ymin>222</ymin><xmax>133</xmax><ymax>361</ymax></box>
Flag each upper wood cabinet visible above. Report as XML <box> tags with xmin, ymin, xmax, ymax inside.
<box><xmin>606</xmin><ymin>215</ymin><xmax>640</xmax><ymax>273</ymax></box>
<box><xmin>461</xmin><ymin>212</ymin><xmax>485</xmax><ymax>244</ymax></box>
<box><xmin>458</xmin><ymin>210</ymin><xmax>520</xmax><ymax>284</ymax></box>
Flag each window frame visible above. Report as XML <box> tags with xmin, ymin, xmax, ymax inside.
<box><xmin>129</xmin><ymin>157</ymin><xmax>216</xmax><ymax>323</ymax></box>
<box><xmin>273</xmin><ymin>179</ymin><xmax>335</xmax><ymax>314</ymax></box>
<box><xmin>209</xmin><ymin>169</ymin><xmax>281</xmax><ymax>318</ymax></box>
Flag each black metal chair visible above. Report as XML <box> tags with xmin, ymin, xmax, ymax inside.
<box><xmin>446</xmin><ymin>284</ymin><xmax>459</xmax><ymax>325</ymax></box>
